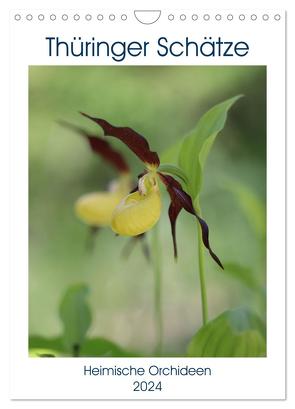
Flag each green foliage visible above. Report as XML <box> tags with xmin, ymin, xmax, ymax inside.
<box><xmin>29</xmin><ymin>336</ymin><xmax>64</xmax><ymax>352</ymax></box>
<box><xmin>59</xmin><ymin>284</ymin><xmax>92</xmax><ymax>355</ymax></box>
<box><xmin>30</xmin><ymin>284</ymin><xmax>140</xmax><ymax>357</ymax></box>
<box><xmin>160</xmin><ymin>95</ymin><xmax>242</xmax><ymax>208</ymax></box>
<box><xmin>187</xmin><ymin>307</ymin><xmax>266</xmax><ymax>357</ymax></box>
<box><xmin>29</xmin><ymin>348</ymin><xmax>61</xmax><ymax>357</ymax></box>
<box><xmin>160</xmin><ymin>140</ymin><xmax>182</xmax><ymax>164</ymax></box>
<box><xmin>29</xmin><ymin>335</ymin><xmax>137</xmax><ymax>357</ymax></box>
<box><xmin>179</xmin><ymin>95</ymin><xmax>242</xmax><ymax>200</ymax></box>
<box><xmin>157</xmin><ymin>163</ymin><xmax>188</xmax><ymax>185</ymax></box>
<box><xmin>80</xmin><ymin>338</ymin><xmax>138</xmax><ymax>357</ymax></box>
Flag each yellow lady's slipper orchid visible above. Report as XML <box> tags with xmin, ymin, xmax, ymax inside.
<box><xmin>61</xmin><ymin>119</ymin><xmax>152</xmax><ymax>258</ymax></box>
<box><xmin>59</xmin><ymin>120</ymin><xmax>132</xmax><ymax>228</ymax></box>
<box><xmin>75</xmin><ymin>174</ymin><xmax>131</xmax><ymax>227</ymax></box>
<box><xmin>81</xmin><ymin>113</ymin><xmax>224</xmax><ymax>268</ymax></box>
<box><xmin>111</xmin><ymin>174</ymin><xmax>161</xmax><ymax>236</ymax></box>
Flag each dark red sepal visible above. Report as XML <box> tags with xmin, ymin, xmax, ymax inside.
<box><xmin>168</xmin><ymin>200</ymin><xmax>182</xmax><ymax>259</ymax></box>
<box><xmin>80</xmin><ymin>113</ymin><xmax>160</xmax><ymax>167</ymax></box>
<box><xmin>58</xmin><ymin>120</ymin><xmax>129</xmax><ymax>173</ymax></box>
<box><xmin>158</xmin><ymin>173</ymin><xmax>224</xmax><ymax>269</ymax></box>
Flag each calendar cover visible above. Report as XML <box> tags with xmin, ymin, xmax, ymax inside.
<box><xmin>9</xmin><ymin>3</ymin><xmax>285</xmax><ymax>401</ymax></box>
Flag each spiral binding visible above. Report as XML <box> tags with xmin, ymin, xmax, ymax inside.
<box><xmin>13</xmin><ymin>11</ymin><xmax>282</xmax><ymax>23</ymax></box>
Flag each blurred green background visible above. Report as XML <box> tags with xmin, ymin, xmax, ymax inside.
<box><xmin>29</xmin><ymin>65</ymin><xmax>266</xmax><ymax>356</ymax></box>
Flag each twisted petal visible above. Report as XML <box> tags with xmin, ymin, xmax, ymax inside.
<box><xmin>58</xmin><ymin>120</ymin><xmax>129</xmax><ymax>173</ymax></box>
<box><xmin>168</xmin><ymin>199</ymin><xmax>182</xmax><ymax>258</ymax></box>
<box><xmin>80</xmin><ymin>113</ymin><xmax>160</xmax><ymax>167</ymax></box>
<box><xmin>159</xmin><ymin>173</ymin><xmax>223</xmax><ymax>269</ymax></box>
<box><xmin>111</xmin><ymin>190</ymin><xmax>161</xmax><ymax>236</ymax></box>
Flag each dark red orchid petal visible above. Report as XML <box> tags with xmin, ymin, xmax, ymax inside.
<box><xmin>159</xmin><ymin>173</ymin><xmax>224</xmax><ymax>269</ymax></box>
<box><xmin>129</xmin><ymin>185</ymin><xmax>139</xmax><ymax>194</ymax></box>
<box><xmin>80</xmin><ymin>113</ymin><xmax>160</xmax><ymax>167</ymax></box>
<box><xmin>86</xmin><ymin>136</ymin><xmax>130</xmax><ymax>173</ymax></box>
<box><xmin>58</xmin><ymin>120</ymin><xmax>129</xmax><ymax>173</ymax></box>
<box><xmin>194</xmin><ymin>214</ymin><xmax>224</xmax><ymax>269</ymax></box>
<box><xmin>159</xmin><ymin>173</ymin><xmax>191</xmax><ymax>259</ymax></box>
<box><xmin>168</xmin><ymin>200</ymin><xmax>182</xmax><ymax>259</ymax></box>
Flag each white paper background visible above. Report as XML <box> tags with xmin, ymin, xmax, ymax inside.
<box><xmin>9</xmin><ymin>6</ymin><xmax>285</xmax><ymax>401</ymax></box>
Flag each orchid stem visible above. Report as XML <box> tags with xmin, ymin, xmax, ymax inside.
<box><xmin>151</xmin><ymin>225</ymin><xmax>163</xmax><ymax>356</ymax></box>
<box><xmin>195</xmin><ymin>199</ymin><xmax>208</xmax><ymax>326</ymax></box>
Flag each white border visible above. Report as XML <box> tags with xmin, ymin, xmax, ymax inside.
<box><xmin>9</xmin><ymin>7</ymin><xmax>285</xmax><ymax>400</ymax></box>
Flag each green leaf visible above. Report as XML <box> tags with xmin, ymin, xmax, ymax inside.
<box><xmin>157</xmin><ymin>163</ymin><xmax>188</xmax><ymax>185</ymax></box>
<box><xmin>160</xmin><ymin>140</ymin><xmax>182</xmax><ymax>164</ymax></box>
<box><xmin>29</xmin><ymin>348</ymin><xmax>61</xmax><ymax>357</ymax></box>
<box><xmin>29</xmin><ymin>336</ymin><xmax>65</xmax><ymax>352</ymax></box>
<box><xmin>29</xmin><ymin>335</ymin><xmax>138</xmax><ymax>357</ymax></box>
<box><xmin>59</xmin><ymin>284</ymin><xmax>92</xmax><ymax>355</ymax></box>
<box><xmin>187</xmin><ymin>307</ymin><xmax>266</xmax><ymax>357</ymax></box>
<box><xmin>179</xmin><ymin>95</ymin><xmax>242</xmax><ymax>199</ymax></box>
<box><xmin>80</xmin><ymin>337</ymin><xmax>139</xmax><ymax>357</ymax></box>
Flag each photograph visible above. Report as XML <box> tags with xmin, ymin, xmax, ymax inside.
<box><xmin>28</xmin><ymin>65</ymin><xmax>266</xmax><ymax>358</ymax></box>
